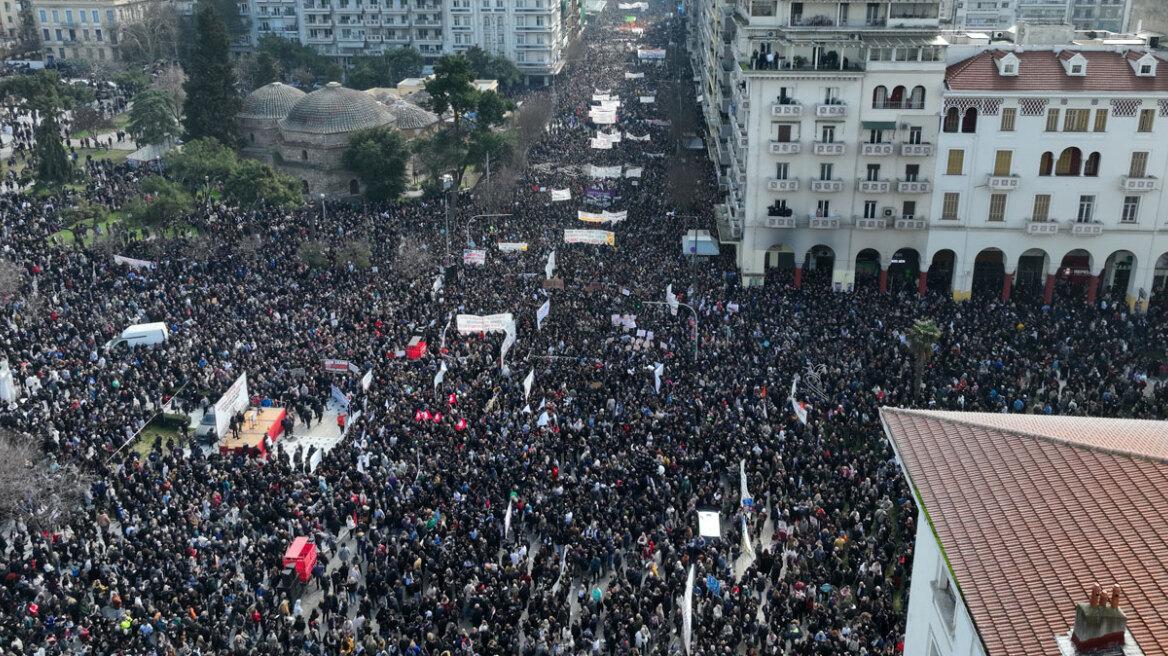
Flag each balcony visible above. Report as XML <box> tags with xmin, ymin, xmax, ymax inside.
<box><xmin>769</xmin><ymin>141</ymin><xmax>801</xmax><ymax>155</ymax></box>
<box><xmin>764</xmin><ymin>216</ymin><xmax>797</xmax><ymax>229</ymax></box>
<box><xmin>901</xmin><ymin>142</ymin><xmax>934</xmax><ymax>157</ymax></box>
<box><xmin>812</xmin><ymin>142</ymin><xmax>845</xmax><ymax>156</ymax></box>
<box><xmin>857</xmin><ymin>179</ymin><xmax>891</xmax><ymax>193</ymax></box>
<box><xmin>810</xmin><ymin>215</ymin><xmax>840</xmax><ymax>229</ymax></box>
<box><xmin>871</xmin><ymin>101</ymin><xmax>926</xmax><ymax>111</ymax></box>
<box><xmin>810</xmin><ymin>179</ymin><xmax>843</xmax><ymax>193</ymax></box>
<box><xmin>363</xmin><ymin>17</ymin><xmax>381</xmax><ymax>24</ymax></box>
<box><xmin>1121</xmin><ymin>175</ymin><xmax>1158</xmax><ymax>192</ymax></box>
<box><xmin>1026</xmin><ymin>219</ymin><xmax>1059</xmax><ymax>235</ymax></box>
<box><xmin>895</xmin><ymin>217</ymin><xmax>927</xmax><ymax>230</ymax></box>
<box><xmin>987</xmin><ymin>174</ymin><xmax>1020</xmax><ymax>191</ymax></box>
<box><xmin>770</xmin><ymin>102</ymin><xmax>803</xmax><ymax>117</ymax></box>
<box><xmin>897</xmin><ymin>179</ymin><xmax>931</xmax><ymax>194</ymax></box>
<box><xmin>767</xmin><ymin>178</ymin><xmax>799</xmax><ymax>192</ymax></box>
<box><xmin>305</xmin><ymin>33</ymin><xmax>333</xmax><ymax>42</ymax></box>
<box><xmin>861</xmin><ymin>142</ymin><xmax>894</xmax><ymax>156</ymax></box>
<box><xmin>815</xmin><ymin>102</ymin><xmax>847</xmax><ymax>118</ymax></box>
<box><xmin>1071</xmin><ymin>221</ymin><xmax>1103</xmax><ymax>236</ymax></box>
<box><xmin>855</xmin><ymin>218</ymin><xmax>886</xmax><ymax>230</ymax></box>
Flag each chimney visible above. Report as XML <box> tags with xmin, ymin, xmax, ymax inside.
<box><xmin>1071</xmin><ymin>584</ymin><xmax>1127</xmax><ymax>653</ymax></box>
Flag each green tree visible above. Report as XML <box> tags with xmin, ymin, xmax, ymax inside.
<box><xmin>908</xmin><ymin>319</ymin><xmax>941</xmax><ymax>402</ymax></box>
<box><xmin>252</xmin><ymin>51</ymin><xmax>281</xmax><ymax>87</ymax></box>
<box><xmin>336</xmin><ymin>240</ymin><xmax>372</xmax><ymax>270</ymax></box>
<box><xmin>257</xmin><ymin>35</ymin><xmax>342</xmax><ymax>86</ymax></box>
<box><xmin>463</xmin><ymin>46</ymin><xmax>522</xmax><ymax>88</ymax></box>
<box><xmin>125</xmin><ymin>176</ymin><xmax>194</xmax><ymax>228</ymax></box>
<box><xmin>112</xmin><ymin>69</ymin><xmax>151</xmax><ymax>94</ymax></box>
<box><xmin>0</xmin><ymin>71</ymin><xmax>88</xmax><ymax>188</ymax></box>
<box><xmin>182</xmin><ymin>6</ymin><xmax>241</xmax><ymax>146</ymax></box>
<box><xmin>296</xmin><ymin>241</ymin><xmax>330</xmax><ymax>269</ymax></box>
<box><xmin>128</xmin><ymin>89</ymin><xmax>181</xmax><ymax>147</ymax></box>
<box><xmin>224</xmin><ymin>159</ymin><xmax>301</xmax><ymax>209</ymax></box>
<box><xmin>346</xmin><ymin>48</ymin><xmax>424</xmax><ymax>90</ymax></box>
<box><xmin>164</xmin><ymin>137</ymin><xmax>237</xmax><ymax>186</ymax></box>
<box><xmin>342</xmin><ymin>126</ymin><xmax>409</xmax><ymax>202</ymax></box>
<box><xmin>422</xmin><ymin>54</ymin><xmax>479</xmax><ymax>138</ymax></box>
<box><xmin>33</xmin><ymin>115</ymin><xmax>73</xmax><ymax>187</ymax></box>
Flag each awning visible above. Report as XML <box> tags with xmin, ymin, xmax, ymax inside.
<box><xmin>862</xmin><ymin>121</ymin><xmax>896</xmax><ymax>130</ymax></box>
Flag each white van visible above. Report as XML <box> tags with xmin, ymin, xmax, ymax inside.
<box><xmin>104</xmin><ymin>322</ymin><xmax>169</xmax><ymax>351</ymax></box>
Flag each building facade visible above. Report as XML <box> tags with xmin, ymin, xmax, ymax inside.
<box><xmin>31</xmin><ymin>0</ymin><xmax>146</xmax><ymax>64</ymax></box>
<box><xmin>245</xmin><ymin>0</ymin><xmax>581</xmax><ymax>83</ymax></box>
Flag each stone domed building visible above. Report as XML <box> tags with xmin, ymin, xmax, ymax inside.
<box><xmin>239</xmin><ymin>81</ymin><xmax>397</xmax><ymax>198</ymax></box>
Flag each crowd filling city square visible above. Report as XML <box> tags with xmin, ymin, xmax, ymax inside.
<box><xmin>1</xmin><ymin>3</ymin><xmax>1168</xmax><ymax>656</ymax></box>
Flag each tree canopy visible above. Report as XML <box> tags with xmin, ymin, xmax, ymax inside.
<box><xmin>257</xmin><ymin>35</ymin><xmax>342</xmax><ymax>87</ymax></box>
<box><xmin>164</xmin><ymin>137</ymin><xmax>237</xmax><ymax>185</ymax></box>
<box><xmin>346</xmin><ymin>48</ymin><xmax>424</xmax><ymax>90</ymax></box>
<box><xmin>224</xmin><ymin>159</ymin><xmax>301</xmax><ymax>209</ymax></box>
<box><xmin>463</xmin><ymin>46</ymin><xmax>522</xmax><ymax>89</ymax></box>
<box><xmin>125</xmin><ymin>177</ymin><xmax>195</xmax><ymax>228</ymax></box>
<box><xmin>128</xmin><ymin>89</ymin><xmax>181</xmax><ymax>147</ymax></box>
<box><xmin>342</xmin><ymin>126</ymin><xmax>410</xmax><ymax>202</ymax></box>
<box><xmin>182</xmin><ymin>6</ymin><xmax>241</xmax><ymax>146</ymax></box>
<box><xmin>0</xmin><ymin>71</ymin><xmax>92</xmax><ymax>188</ymax></box>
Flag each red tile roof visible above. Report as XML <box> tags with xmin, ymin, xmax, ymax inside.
<box><xmin>946</xmin><ymin>49</ymin><xmax>1168</xmax><ymax>93</ymax></box>
<box><xmin>881</xmin><ymin>409</ymin><xmax>1168</xmax><ymax>656</ymax></box>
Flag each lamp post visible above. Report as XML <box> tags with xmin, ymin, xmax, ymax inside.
<box><xmin>465</xmin><ymin>213</ymin><xmax>513</xmax><ymax>247</ymax></box>
<box><xmin>320</xmin><ymin>193</ymin><xmax>327</xmax><ymax>221</ymax></box>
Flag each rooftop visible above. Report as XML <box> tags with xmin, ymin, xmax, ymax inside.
<box><xmin>946</xmin><ymin>49</ymin><xmax>1168</xmax><ymax>93</ymax></box>
<box><xmin>279</xmin><ymin>82</ymin><xmax>395</xmax><ymax>135</ymax></box>
<box><xmin>881</xmin><ymin>409</ymin><xmax>1168</xmax><ymax>656</ymax></box>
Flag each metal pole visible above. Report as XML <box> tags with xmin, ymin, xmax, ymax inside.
<box><xmin>320</xmin><ymin>193</ymin><xmax>326</xmax><ymax>222</ymax></box>
<box><xmin>466</xmin><ymin>213</ymin><xmax>513</xmax><ymax>248</ymax></box>
<box><xmin>645</xmin><ymin>300</ymin><xmax>699</xmax><ymax>360</ymax></box>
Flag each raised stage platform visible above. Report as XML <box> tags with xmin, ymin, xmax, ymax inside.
<box><xmin>219</xmin><ymin>407</ymin><xmax>286</xmax><ymax>456</ymax></box>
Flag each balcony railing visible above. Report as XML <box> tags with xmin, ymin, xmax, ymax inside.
<box><xmin>815</xmin><ymin>102</ymin><xmax>847</xmax><ymax>118</ymax></box>
<box><xmin>770</xmin><ymin>102</ymin><xmax>803</xmax><ymax>117</ymax></box>
<box><xmin>857</xmin><ymin>179</ymin><xmax>891</xmax><ymax>193</ymax></box>
<box><xmin>764</xmin><ymin>216</ymin><xmax>797</xmax><ymax>229</ymax></box>
<box><xmin>809</xmin><ymin>215</ymin><xmax>840</xmax><ymax>229</ymax></box>
<box><xmin>987</xmin><ymin>174</ymin><xmax>1020</xmax><ymax>191</ymax></box>
<box><xmin>767</xmin><ymin>178</ymin><xmax>799</xmax><ymax>192</ymax></box>
<box><xmin>855</xmin><ymin>217</ymin><xmax>886</xmax><ymax>230</ymax></box>
<box><xmin>810</xmin><ymin>179</ymin><xmax>843</xmax><ymax>192</ymax></box>
<box><xmin>861</xmin><ymin>142</ymin><xmax>894</xmax><ymax>156</ymax></box>
<box><xmin>871</xmin><ymin>101</ymin><xmax>926</xmax><ymax>110</ymax></box>
<box><xmin>1120</xmin><ymin>175</ymin><xmax>1158</xmax><ymax>192</ymax></box>
<box><xmin>1026</xmin><ymin>219</ymin><xmax>1059</xmax><ymax>235</ymax></box>
<box><xmin>1071</xmin><ymin>221</ymin><xmax>1103</xmax><ymax>236</ymax></box>
<box><xmin>895</xmin><ymin>217</ymin><xmax>927</xmax><ymax>230</ymax></box>
<box><xmin>901</xmin><ymin>142</ymin><xmax>934</xmax><ymax>157</ymax></box>
<box><xmin>812</xmin><ymin>142</ymin><xmax>845</xmax><ymax>156</ymax></box>
<box><xmin>769</xmin><ymin>141</ymin><xmax>801</xmax><ymax>155</ymax></box>
<box><xmin>897</xmin><ymin>179</ymin><xmax>931</xmax><ymax>194</ymax></box>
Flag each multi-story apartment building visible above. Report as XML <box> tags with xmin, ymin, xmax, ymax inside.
<box><xmin>951</xmin><ymin>0</ymin><xmax>1015</xmax><ymax>30</ymax></box>
<box><xmin>32</xmin><ymin>0</ymin><xmax>145</xmax><ymax>64</ymax></box>
<box><xmin>1015</xmin><ymin>0</ymin><xmax>1131</xmax><ymax>32</ymax></box>
<box><xmin>928</xmin><ymin>46</ymin><xmax>1168</xmax><ymax>307</ymax></box>
<box><xmin>247</xmin><ymin>0</ymin><xmax>580</xmax><ymax>83</ymax></box>
<box><xmin>703</xmin><ymin>0</ymin><xmax>947</xmax><ymax>289</ymax></box>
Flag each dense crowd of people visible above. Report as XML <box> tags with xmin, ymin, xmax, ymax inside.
<box><xmin>2</xmin><ymin>5</ymin><xmax>1168</xmax><ymax>656</ymax></box>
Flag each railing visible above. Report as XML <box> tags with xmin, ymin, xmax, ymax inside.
<box><xmin>895</xmin><ymin>217</ymin><xmax>927</xmax><ymax>230</ymax></box>
<box><xmin>1025</xmin><ymin>218</ymin><xmax>1059</xmax><ymax>235</ymax></box>
<box><xmin>1120</xmin><ymin>175</ymin><xmax>1158</xmax><ymax>192</ymax></box>
<box><xmin>810</xmin><ymin>179</ymin><xmax>843</xmax><ymax>192</ymax></box>
<box><xmin>861</xmin><ymin>142</ymin><xmax>894</xmax><ymax>156</ymax></box>
<box><xmin>812</xmin><ymin>142</ymin><xmax>845</xmax><ymax>155</ymax></box>
<box><xmin>901</xmin><ymin>142</ymin><xmax>933</xmax><ymax>157</ymax></box>
<box><xmin>770</xmin><ymin>102</ymin><xmax>803</xmax><ymax>117</ymax></box>
<box><xmin>987</xmin><ymin>174</ymin><xmax>1020</xmax><ymax>191</ymax></box>
<box><xmin>769</xmin><ymin>141</ymin><xmax>801</xmax><ymax>155</ymax></box>
<box><xmin>871</xmin><ymin>101</ymin><xmax>925</xmax><ymax>110</ymax></box>
<box><xmin>815</xmin><ymin>102</ymin><xmax>847</xmax><ymax>118</ymax></box>
<box><xmin>764</xmin><ymin>216</ymin><xmax>797</xmax><ymax>229</ymax></box>
<box><xmin>1071</xmin><ymin>221</ymin><xmax>1103</xmax><ymax>236</ymax></box>
<box><xmin>766</xmin><ymin>178</ymin><xmax>799</xmax><ymax>192</ymax></box>
<box><xmin>855</xmin><ymin>217</ymin><xmax>886</xmax><ymax>229</ymax></box>
<box><xmin>809</xmin><ymin>215</ymin><xmax>840</xmax><ymax>229</ymax></box>
<box><xmin>897</xmin><ymin>179</ymin><xmax>931</xmax><ymax>194</ymax></box>
<box><xmin>857</xmin><ymin>179</ymin><xmax>891</xmax><ymax>193</ymax></box>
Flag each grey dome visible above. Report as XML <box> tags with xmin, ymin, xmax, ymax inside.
<box><xmin>387</xmin><ymin>99</ymin><xmax>438</xmax><ymax>130</ymax></box>
<box><xmin>240</xmin><ymin>82</ymin><xmax>306</xmax><ymax>120</ymax></box>
<box><xmin>279</xmin><ymin>82</ymin><xmax>395</xmax><ymax>134</ymax></box>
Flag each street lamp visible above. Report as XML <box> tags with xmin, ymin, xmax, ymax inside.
<box><xmin>320</xmin><ymin>193</ymin><xmax>327</xmax><ymax>221</ymax></box>
<box><xmin>465</xmin><ymin>213</ymin><xmax>513</xmax><ymax>247</ymax></box>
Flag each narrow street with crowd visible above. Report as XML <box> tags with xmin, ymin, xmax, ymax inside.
<box><xmin>0</xmin><ymin>4</ymin><xmax>1167</xmax><ymax>656</ymax></box>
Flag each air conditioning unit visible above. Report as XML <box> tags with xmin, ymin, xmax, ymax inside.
<box><xmin>882</xmin><ymin>207</ymin><xmax>895</xmax><ymax>217</ymax></box>
<box><xmin>767</xmin><ymin>31</ymin><xmax>775</xmax><ymax>37</ymax></box>
<box><xmin>898</xmin><ymin>123</ymin><xmax>909</xmax><ymax>129</ymax></box>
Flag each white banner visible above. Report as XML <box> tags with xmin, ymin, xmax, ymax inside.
<box><xmin>331</xmin><ymin>383</ymin><xmax>350</xmax><ymax>410</ymax></box>
<box><xmin>653</xmin><ymin>362</ymin><xmax>663</xmax><ymax>393</ymax></box>
<box><xmin>596</xmin><ymin>99</ymin><xmax>621</xmax><ymax>110</ymax></box>
<box><xmin>523</xmin><ymin>369</ymin><xmax>535</xmax><ymax>401</ymax></box>
<box><xmin>504</xmin><ymin>497</ymin><xmax>512</xmax><ymax>539</ymax></box>
<box><xmin>697</xmin><ymin>510</ymin><xmax>720</xmax><ymax>538</ymax></box>
<box><xmin>590</xmin><ymin>137</ymin><xmax>613</xmax><ymax>149</ymax></box>
<box><xmin>742</xmin><ymin>516</ymin><xmax>753</xmax><ymax>557</ymax></box>
<box><xmin>639</xmin><ymin>96</ymin><xmax>655</xmax><ymax>104</ymax></box>
<box><xmin>497</xmin><ymin>242</ymin><xmax>528</xmax><ymax>252</ymax></box>
<box><xmin>624</xmin><ymin>167</ymin><xmax>643</xmax><ymax>178</ymax></box>
<box><xmin>536</xmin><ymin>299</ymin><xmax>550</xmax><ymax>330</ymax></box>
<box><xmin>589</xmin><ymin>165</ymin><xmax>622</xmax><ymax>178</ymax></box>
<box><xmin>456</xmin><ymin>313</ymin><xmax>515</xmax><ymax>333</ymax></box>
<box><xmin>361</xmin><ymin>369</ymin><xmax>374</xmax><ymax>391</ymax></box>
<box><xmin>463</xmin><ymin>249</ymin><xmax>486</xmax><ymax>266</ymax></box>
<box><xmin>740</xmin><ymin>459</ymin><xmax>754</xmax><ymax>510</ymax></box>
<box><xmin>323</xmin><ymin>359</ymin><xmax>353</xmax><ymax>374</ymax></box>
<box><xmin>545</xmin><ymin>250</ymin><xmax>556</xmax><ymax>279</ymax></box>
<box><xmin>624</xmin><ymin>133</ymin><xmax>650</xmax><ymax>142</ymax></box>
<box><xmin>112</xmin><ymin>255</ymin><xmax>156</xmax><ymax>270</ymax></box>
<box><xmin>577</xmin><ymin>210</ymin><xmax>627</xmax><ymax>223</ymax></box>
<box><xmin>592</xmin><ymin>93</ymin><xmax>614</xmax><ymax>102</ymax></box>
<box><xmin>683</xmin><ymin>565</ymin><xmax>695</xmax><ymax>656</ymax></box>
<box><xmin>550</xmin><ymin>188</ymin><xmax>571</xmax><ymax>202</ymax></box>
<box><xmin>624</xmin><ymin>71</ymin><xmax>645</xmax><ymax>79</ymax></box>
<box><xmin>637</xmin><ymin>48</ymin><xmax>666</xmax><ymax>60</ymax></box>
<box><xmin>564</xmin><ymin>229</ymin><xmax>615</xmax><ymax>246</ymax></box>
<box><xmin>595</xmin><ymin>88</ymin><xmax>610</xmax><ymax>95</ymax></box>
<box><xmin>597</xmin><ymin>130</ymin><xmax>621</xmax><ymax>143</ymax></box>
<box><xmin>589</xmin><ymin>111</ymin><xmax>617</xmax><ymax>125</ymax></box>
<box><xmin>213</xmin><ymin>372</ymin><xmax>249</xmax><ymax>440</ymax></box>
<box><xmin>500</xmin><ymin>321</ymin><xmax>516</xmax><ymax>362</ymax></box>
<box><xmin>434</xmin><ymin>360</ymin><xmax>447</xmax><ymax>389</ymax></box>
<box><xmin>792</xmin><ymin>397</ymin><xmax>808</xmax><ymax>425</ymax></box>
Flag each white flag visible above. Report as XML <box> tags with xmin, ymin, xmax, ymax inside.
<box><xmin>536</xmin><ymin>299</ymin><xmax>550</xmax><ymax>331</ymax></box>
<box><xmin>523</xmin><ymin>369</ymin><xmax>535</xmax><ymax>402</ymax></box>
<box><xmin>742</xmin><ymin>516</ymin><xmax>753</xmax><ymax>557</ymax></box>
<box><xmin>740</xmin><ymin>459</ymin><xmax>754</xmax><ymax>511</ymax></box>
<box><xmin>500</xmin><ymin>321</ymin><xmax>517</xmax><ymax>363</ymax></box>
<box><xmin>666</xmin><ymin>284</ymin><xmax>679</xmax><ymax>315</ymax></box>
<box><xmin>683</xmin><ymin>565</ymin><xmax>694</xmax><ymax>655</ymax></box>
<box><xmin>504</xmin><ymin>497</ymin><xmax>512</xmax><ymax>539</ymax></box>
<box><xmin>653</xmin><ymin>362</ymin><xmax>663</xmax><ymax>393</ymax></box>
<box><xmin>537</xmin><ymin>411</ymin><xmax>550</xmax><ymax>427</ymax></box>
<box><xmin>432</xmin><ymin>274</ymin><xmax>443</xmax><ymax>293</ymax></box>
<box><xmin>361</xmin><ymin>369</ymin><xmax>374</xmax><ymax>391</ymax></box>
<box><xmin>545</xmin><ymin>250</ymin><xmax>556</xmax><ymax>279</ymax></box>
<box><xmin>434</xmin><ymin>361</ymin><xmax>447</xmax><ymax>390</ymax></box>
<box><xmin>792</xmin><ymin>397</ymin><xmax>808</xmax><ymax>425</ymax></box>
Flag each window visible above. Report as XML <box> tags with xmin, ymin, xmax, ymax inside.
<box><xmin>816</xmin><ymin>200</ymin><xmax>831</xmax><ymax>216</ymax></box>
<box><xmin>1138</xmin><ymin>109</ymin><xmax>1154</xmax><ymax>132</ymax></box>
<box><xmin>941</xmin><ymin>192</ymin><xmax>959</xmax><ymax>219</ymax></box>
<box><xmin>872</xmin><ymin>85</ymin><xmax>887</xmax><ymax>108</ymax></box>
<box><xmin>864</xmin><ymin>200</ymin><xmax>877</xmax><ymax>219</ymax></box>
<box><xmin>943</xmin><ymin>107</ymin><xmax>959</xmax><ymax>133</ymax></box>
<box><xmin>868</xmin><ymin>129</ymin><xmax>884</xmax><ymax>144</ymax></box>
<box><xmin>80</xmin><ymin>8</ymin><xmax>88</xmax><ymax>22</ymax></box>
<box><xmin>42</xmin><ymin>28</ymin><xmax>48</xmax><ymax>40</ymax></box>
<box><xmin>821</xmin><ymin>125</ymin><xmax>835</xmax><ymax>142</ymax></box>
<box><xmin>1045</xmin><ymin>108</ymin><xmax>1060</xmax><ymax>132</ymax></box>
<box><xmin>1142</xmin><ymin>64</ymin><xmax>1153</xmax><ymax>75</ymax></box>
<box><xmin>902</xmin><ymin>201</ymin><xmax>916</xmax><ymax>218</ymax></box>
<box><xmin>987</xmin><ymin>193</ymin><xmax>1006</xmax><ymax>221</ymax></box>
<box><xmin>909</xmin><ymin>127</ymin><xmax>923</xmax><ymax>144</ymax></box>
<box><xmin>819</xmin><ymin>163</ymin><xmax>833</xmax><ymax>180</ymax></box>
<box><xmin>1071</xmin><ymin>64</ymin><xmax>1082</xmax><ymax>74</ymax></box>
<box><xmin>905</xmin><ymin>164</ymin><xmax>919</xmax><ymax>182</ymax></box>
<box><xmin>301</xmin><ymin>150</ymin><xmax>308</xmax><ymax>160</ymax></box>
<box><xmin>92</xmin><ymin>10</ymin><xmax>99</xmax><ymax>23</ymax></box>
<box><xmin>1122</xmin><ymin>196</ymin><xmax>1139</xmax><ymax>223</ymax></box>
<box><xmin>51</xmin><ymin>9</ymin><xmax>58</xmax><ymax>21</ymax></box>
<box><xmin>1130</xmin><ymin>152</ymin><xmax>1148</xmax><ymax>178</ymax></box>
<box><xmin>775</xmin><ymin>124</ymin><xmax>794</xmax><ymax>142</ymax></box>
<box><xmin>1038</xmin><ymin>152</ymin><xmax>1053</xmax><ymax>176</ymax></box>
<box><xmin>1077</xmin><ymin>195</ymin><xmax>1094</xmax><ymax>222</ymax></box>
<box><xmin>1093</xmin><ymin>109</ymin><xmax>1107</xmax><ymax>132</ymax></box>
<box><xmin>1032</xmin><ymin>194</ymin><xmax>1050</xmax><ymax>222</ymax></box>
<box><xmin>993</xmin><ymin>150</ymin><xmax>1012</xmax><ymax>176</ymax></box>
<box><xmin>962</xmin><ymin>108</ymin><xmax>978</xmax><ymax>133</ymax></box>
<box><xmin>866</xmin><ymin>164</ymin><xmax>880</xmax><ymax>181</ymax></box>
<box><xmin>946</xmin><ymin>149</ymin><xmax>964</xmax><ymax>175</ymax></box>
<box><xmin>1083</xmin><ymin>152</ymin><xmax>1100</xmax><ymax>177</ymax></box>
<box><xmin>95</xmin><ymin>28</ymin><xmax>101</xmax><ymax>40</ymax></box>
<box><xmin>1000</xmin><ymin>107</ymin><xmax>1016</xmax><ymax>132</ymax></box>
<box><xmin>1055</xmin><ymin>148</ymin><xmax>1082</xmax><ymax>176</ymax></box>
<box><xmin>775</xmin><ymin>162</ymin><xmax>789</xmax><ymax>179</ymax></box>
<box><xmin>54</xmin><ymin>28</ymin><xmax>62</xmax><ymax>41</ymax></box>
<box><xmin>106</xmin><ymin>10</ymin><xmax>114</xmax><ymax>23</ymax></box>
<box><xmin>1063</xmin><ymin>109</ymin><xmax>1089</xmax><ymax>132</ymax></box>
<box><xmin>1003</xmin><ymin>63</ymin><xmax>1015</xmax><ymax>74</ymax></box>
<box><xmin>38</xmin><ymin>8</ymin><xmax>45</xmax><ymax>22</ymax></box>
<box><xmin>65</xmin><ymin>9</ymin><xmax>72</xmax><ymax>23</ymax></box>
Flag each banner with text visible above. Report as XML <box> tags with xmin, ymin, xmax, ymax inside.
<box><xmin>456</xmin><ymin>313</ymin><xmax>515</xmax><ymax>333</ymax></box>
<box><xmin>564</xmin><ymin>229</ymin><xmax>616</xmax><ymax>246</ymax></box>
<box><xmin>213</xmin><ymin>372</ymin><xmax>249</xmax><ymax>440</ymax></box>
<box><xmin>550</xmin><ymin>188</ymin><xmax>571</xmax><ymax>202</ymax></box>
<box><xmin>462</xmin><ymin>249</ymin><xmax>487</xmax><ymax>266</ymax></box>
<box><xmin>590</xmin><ymin>165</ymin><xmax>622</xmax><ymax>178</ymax></box>
<box><xmin>578</xmin><ymin>210</ymin><xmax>627</xmax><ymax>223</ymax></box>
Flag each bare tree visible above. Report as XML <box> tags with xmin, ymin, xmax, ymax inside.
<box><xmin>150</xmin><ymin>63</ymin><xmax>187</xmax><ymax>124</ymax></box>
<box><xmin>70</xmin><ymin>106</ymin><xmax>112</xmax><ymax>138</ymax></box>
<box><xmin>117</xmin><ymin>0</ymin><xmax>181</xmax><ymax>64</ymax></box>
<box><xmin>393</xmin><ymin>240</ymin><xmax>437</xmax><ymax>279</ymax></box>
<box><xmin>0</xmin><ymin>429</ymin><xmax>92</xmax><ymax>533</ymax></box>
<box><xmin>476</xmin><ymin>162</ymin><xmax>517</xmax><ymax>212</ymax></box>
<box><xmin>514</xmin><ymin>95</ymin><xmax>553</xmax><ymax>166</ymax></box>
